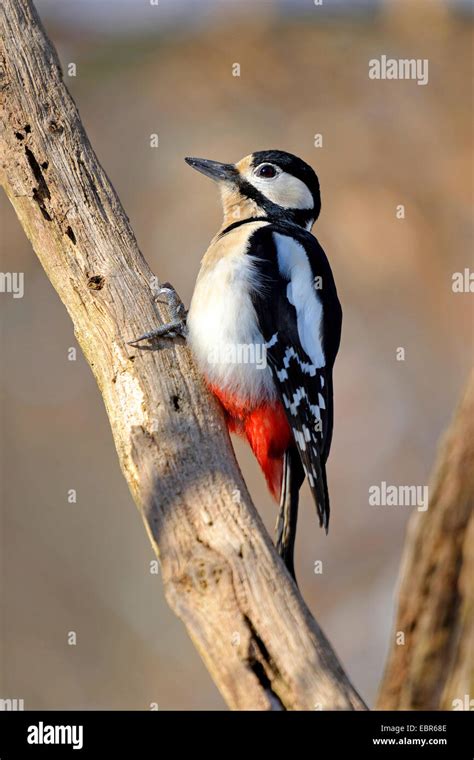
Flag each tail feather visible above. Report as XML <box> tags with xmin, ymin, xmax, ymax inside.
<box><xmin>291</xmin><ymin>424</ymin><xmax>330</xmax><ymax>532</ymax></box>
<box><xmin>275</xmin><ymin>447</ymin><xmax>304</xmax><ymax>582</ymax></box>
<box><xmin>321</xmin><ymin>461</ymin><xmax>330</xmax><ymax>534</ymax></box>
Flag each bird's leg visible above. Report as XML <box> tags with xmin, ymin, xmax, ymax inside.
<box><xmin>128</xmin><ymin>281</ymin><xmax>188</xmax><ymax>346</ymax></box>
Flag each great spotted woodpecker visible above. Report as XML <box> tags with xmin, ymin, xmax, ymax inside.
<box><xmin>131</xmin><ymin>150</ymin><xmax>342</xmax><ymax>580</ymax></box>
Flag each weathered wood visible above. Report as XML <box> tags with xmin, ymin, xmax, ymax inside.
<box><xmin>0</xmin><ymin>0</ymin><xmax>366</xmax><ymax>710</ymax></box>
<box><xmin>377</xmin><ymin>372</ymin><xmax>474</xmax><ymax>710</ymax></box>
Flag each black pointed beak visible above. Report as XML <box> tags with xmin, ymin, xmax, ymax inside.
<box><xmin>185</xmin><ymin>156</ymin><xmax>237</xmax><ymax>182</ymax></box>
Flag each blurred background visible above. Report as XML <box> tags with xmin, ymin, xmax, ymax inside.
<box><xmin>0</xmin><ymin>0</ymin><xmax>472</xmax><ymax>710</ymax></box>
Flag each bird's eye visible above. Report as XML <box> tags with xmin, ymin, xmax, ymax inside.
<box><xmin>255</xmin><ymin>163</ymin><xmax>277</xmax><ymax>179</ymax></box>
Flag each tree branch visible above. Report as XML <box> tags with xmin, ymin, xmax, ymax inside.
<box><xmin>377</xmin><ymin>371</ymin><xmax>474</xmax><ymax>710</ymax></box>
<box><xmin>0</xmin><ymin>0</ymin><xmax>366</xmax><ymax>710</ymax></box>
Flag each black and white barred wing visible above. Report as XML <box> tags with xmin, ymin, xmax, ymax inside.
<box><xmin>266</xmin><ymin>333</ymin><xmax>331</xmax><ymax>529</ymax></box>
<box><xmin>249</xmin><ymin>226</ymin><xmax>341</xmax><ymax>530</ymax></box>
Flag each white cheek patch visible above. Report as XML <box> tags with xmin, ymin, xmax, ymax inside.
<box><xmin>245</xmin><ymin>169</ymin><xmax>314</xmax><ymax>210</ymax></box>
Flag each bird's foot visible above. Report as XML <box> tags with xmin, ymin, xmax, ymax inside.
<box><xmin>128</xmin><ymin>281</ymin><xmax>187</xmax><ymax>346</ymax></box>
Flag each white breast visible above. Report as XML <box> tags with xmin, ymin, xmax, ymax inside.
<box><xmin>187</xmin><ymin>223</ymin><xmax>277</xmax><ymax>403</ymax></box>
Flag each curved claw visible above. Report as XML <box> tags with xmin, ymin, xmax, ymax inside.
<box><xmin>127</xmin><ymin>318</ymin><xmax>187</xmax><ymax>346</ymax></box>
<box><xmin>128</xmin><ymin>281</ymin><xmax>187</xmax><ymax>346</ymax></box>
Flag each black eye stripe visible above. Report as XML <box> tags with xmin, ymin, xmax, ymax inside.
<box><xmin>236</xmin><ymin>178</ymin><xmax>314</xmax><ymax>229</ymax></box>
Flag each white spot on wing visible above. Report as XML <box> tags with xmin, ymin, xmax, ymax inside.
<box><xmin>266</xmin><ymin>332</ymin><xmax>278</xmax><ymax>348</ymax></box>
<box><xmin>274</xmin><ymin>233</ymin><xmax>326</xmax><ymax>370</ymax></box>
<box><xmin>282</xmin><ymin>345</ymin><xmax>316</xmax><ymax>376</ymax></box>
<box><xmin>293</xmin><ymin>427</ymin><xmax>306</xmax><ymax>451</ymax></box>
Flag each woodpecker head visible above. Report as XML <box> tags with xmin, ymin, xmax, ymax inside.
<box><xmin>185</xmin><ymin>150</ymin><xmax>321</xmax><ymax>230</ymax></box>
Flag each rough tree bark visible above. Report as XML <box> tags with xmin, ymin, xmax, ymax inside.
<box><xmin>378</xmin><ymin>372</ymin><xmax>474</xmax><ymax>710</ymax></box>
<box><xmin>0</xmin><ymin>0</ymin><xmax>366</xmax><ymax>710</ymax></box>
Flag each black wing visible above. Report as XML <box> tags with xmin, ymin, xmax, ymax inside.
<box><xmin>249</xmin><ymin>223</ymin><xmax>342</xmax><ymax>530</ymax></box>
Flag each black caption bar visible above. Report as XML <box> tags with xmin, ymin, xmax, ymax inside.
<box><xmin>0</xmin><ymin>710</ymin><xmax>471</xmax><ymax>757</ymax></box>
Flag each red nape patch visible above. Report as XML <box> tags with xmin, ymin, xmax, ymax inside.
<box><xmin>208</xmin><ymin>384</ymin><xmax>292</xmax><ymax>501</ymax></box>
